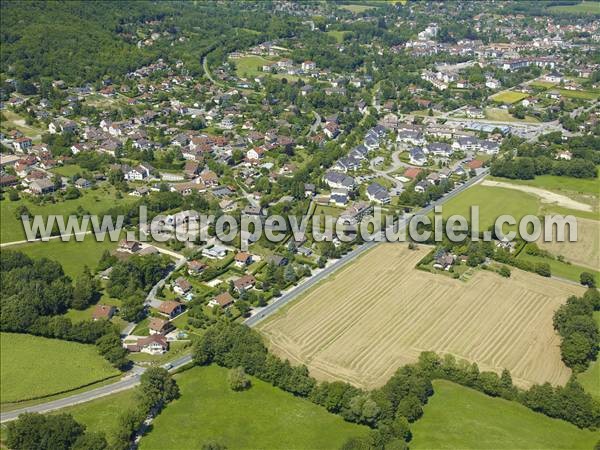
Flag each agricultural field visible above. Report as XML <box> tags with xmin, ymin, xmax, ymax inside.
<box><xmin>140</xmin><ymin>365</ymin><xmax>369</xmax><ymax>449</ymax></box>
<box><xmin>557</xmin><ymin>89</ymin><xmax>599</xmax><ymax>100</ymax></box>
<box><xmin>490</xmin><ymin>91</ymin><xmax>529</xmax><ymax>104</ymax></box>
<box><xmin>548</xmin><ymin>1</ymin><xmax>600</xmax><ymax>14</ymax></box>
<box><xmin>411</xmin><ymin>380</ymin><xmax>600</xmax><ymax>449</ymax></box>
<box><xmin>537</xmin><ymin>217</ymin><xmax>600</xmax><ymax>271</ymax></box>
<box><xmin>10</xmin><ymin>235</ymin><xmax>120</xmax><ymax>278</ymax></box>
<box><xmin>258</xmin><ymin>244</ymin><xmax>583</xmax><ymax>390</ymax></box>
<box><xmin>0</xmin><ymin>333</ymin><xmax>119</xmax><ymax>404</ymax></box>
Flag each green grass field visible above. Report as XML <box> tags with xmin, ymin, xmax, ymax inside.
<box><xmin>232</xmin><ymin>55</ymin><xmax>274</xmax><ymax>78</ymax></box>
<box><xmin>548</xmin><ymin>1</ymin><xmax>600</xmax><ymax>14</ymax></box>
<box><xmin>51</xmin><ymin>164</ymin><xmax>86</xmax><ymax>178</ymax></box>
<box><xmin>327</xmin><ymin>30</ymin><xmax>349</xmax><ymax>43</ymax></box>
<box><xmin>490</xmin><ymin>91</ymin><xmax>529</xmax><ymax>104</ymax></box>
<box><xmin>485</xmin><ymin>107</ymin><xmax>539</xmax><ymax>123</ymax></box>
<box><xmin>9</xmin><ymin>235</ymin><xmax>119</xmax><ymax>278</ymax></box>
<box><xmin>441</xmin><ymin>185</ymin><xmax>539</xmax><ymax>232</ymax></box>
<box><xmin>557</xmin><ymin>89</ymin><xmax>599</xmax><ymax>100</ymax></box>
<box><xmin>530</xmin><ymin>80</ymin><xmax>556</xmax><ymax>90</ymax></box>
<box><xmin>491</xmin><ymin>173</ymin><xmax>600</xmax><ymax>197</ymax></box>
<box><xmin>140</xmin><ymin>365</ymin><xmax>369</xmax><ymax>449</ymax></box>
<box><xmin>517</xmin><ymin>250</ymin><xmax>599</xmax><ymax>285</ymax></box>
<box><xmin>577</xmin><ymin>312</ymin><xmax>600</xmax><ymax>400</ymax></box>
<box><xmin>339</xmin><ymin>4</ymin><xmax>377</xmax><ymax>13</ymax></box>
<box><xmin>0</xmin><ymin>333</ymin><xmax>119</xmax><ymax>404</ymax></box>
<box><xmin>0</xmin><ymin>186</ymin><xmax>133</xmax><ymax>243</ymax></box>
<box><xmin>411</xmin><ymin>380</ymin><xmax>600</xmax><ymax>449</ymax></box>
<box><xmin>0</xmin><ymin>110</ymin><xmax>45</xmax><ymax>142</ymax></box>
<box><xmin>52</xmin><ymin>389</ymin><xmax>137</xmax><ymax>446</ymax></box>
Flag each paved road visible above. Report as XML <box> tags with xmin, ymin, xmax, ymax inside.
<box><xmin>0</xmin><ymin>355</ymin><xmax>193</xmax><ymax>422</ymax></box>
<box><xmin>0</xmin><ymin>231</ymin><xmax>93</xmax><ymax>248</ymax></box>
<box><xmin>244</xmin><ymin>169</ymin><xmax>489</xmax><ymax>327</ymax></box>
<box><xmin>1</xmin><ymin>170</ymin><xmax>489</xmax><ymax>422</ymax></box>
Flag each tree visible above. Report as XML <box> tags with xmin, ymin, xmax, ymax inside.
<box><xmin>228</xmin><ymin>366</ymin><xmax>251</xmax><ymax>391</ymax></box>
<box><xmin>580</xmin><ymin>272</ymin><xmax>596</xmax><ymax>288</ymax></box>
<box><xmin>72</xmin><ymin>432</ymin><xmax>108</xmax><ymax>450</ymax></box>
<box><xmin>139</xmin><ymin>367</ymin><xmax>180</xmax><ymax>411</ymax></box>
<box><xmin>561</xmin><ymin>332</ymin><xmax>595</xmax><ymax>369</ymax></box>
<box><xmin>8</xmin><ymin>189</ymin><xmax>20</xmax><ymax>201</ymax></box>
<box><xmin>395</xmin><ymin>395</ymin><xmax>423</xmax><ymax>422</ymax></box>
<box><xmin>72</xmin><ymin>268</ymin><xmax>97</xmax><ymax>309</ymax></box>
<box><xmin>6</xmin><ymin>413</ymin><xmax>84</xmax><ymax>450</ymax></box>
<box><xmin>498</xmin><ymin>266</ymin><xmax>511</xmax><ymax>278</ymax></box>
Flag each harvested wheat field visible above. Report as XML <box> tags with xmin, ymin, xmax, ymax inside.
<box><xmin>538</xmin><ymin>217</ymin><xmax>600</xmax><ymax>271</ymax></box>
<box><xmin>258</xmin><ymin>244</ymin><xmax>584</xmax><ymax>390</ymax></box>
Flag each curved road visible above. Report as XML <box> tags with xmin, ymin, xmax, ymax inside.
<box><xmin>1</xmin><ymin>169</ymin><xmax>489</xmax><ymax>422</ymax></box>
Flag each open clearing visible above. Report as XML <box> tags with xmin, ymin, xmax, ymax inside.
<box><xmin>490</xmin><ymin>91</ymin><xmax>529</xmax><ymax>104</ymax></box>
<box><xmin>0</xmin><ymin>333</ymin><xmax>119</xmax><ymax>404</ymax></box>
<box><xmin>140</xmin><ymin>365</ymin><xmax>368</xmax><ymax>449</ymax></box>
<box><xmin>537</xmin><ymin>217</ymin><xmax>600</xmax><ymax>271</ymax></box>
<box><xmin>411</xmin><ymin>380</ymin><xmax>600</xmax><ymax>449</ymax></box>
<box><xmin>259</xmin><ymin>244</ymin><xmax>583</xmax><ymax>390</ymax></box>
<box><xmin>481</xmin><ymin>179</ymin><xmax>592</xmax><ymax>212</ymax></box>
<box><xmin>548</xmin><ymin>1</ymin><xmax>600</xmax><ymax>14</ymax></box>
<box><xmin>339</xmin><ymin>4</ymin><xmax>377</xmax><ymax>13</ymax></box>
<box><xmin>484</xmin><ymin>107</ymin><xmax>539</xmax><ymax>123</ymax></box>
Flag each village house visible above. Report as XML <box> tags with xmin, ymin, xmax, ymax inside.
<box><xmin>233</xmin><ymin>274</ymin><xmax>256</xmax><ymax>292</ymax></box>
<box><xmin>126</xmin><ymin>335</ymin><xmax>169</xmax><ymax>355</ymax></box>
<box><xmin>366</xmin><ymin>182</ymin><xmax>391</xmax><ymax>204</ymax></box>
<box><xmin>158</xmin><ymin>300</ymin><xmax>184</xmax><ymax>319</ymax></box>
<box><xmin>91</xmin><ymin>304</ymin><xmax>116</xmax><ymax>321</ymax></box>
<box><xmin>148</xmin><ymin>317</ymin><xmax>173</xmax><ymax>335</ymax></box>
<box><xmin>13</xmin><ymin>137</ymin><xmax>32</xmax><ymax>153</ymax></box>
<box><xmin>234</xmin><ymin>252</ymin><xmax>253</xmax><ymax>267</ymax></box>
<box><xmin>173</xmin><ymin>277</ymin><xmax>192</xmax><ymax>295</ymax></box>
<box><xmin>118</xmin><ymin>239</ymin><xmax>141</xmax><ymax>253</ymax></box>
<box><xmin>409</xmin><ymin>147</ymin><xmax>427</xmax><ymax>166</ymax></box>
<box><xmin>208</xmin><ymin>291</ymin><xmax>235</xmax><ymax>309</ymax></box>
<box><xmin>187</xmin><ymin>260</ymin><xmax>208</xmax><ymax>276</ymax></box>
<box><xmin>29</xmin><ymin>178</ymin><xmax>55</xmax><ymax>195</ymax></box>
<box><xmin>202</xmin><ymin>245</ymin><xmax>228</xmax><ymax>259</ymax></box>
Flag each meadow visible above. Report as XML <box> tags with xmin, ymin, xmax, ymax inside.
<box><xmin>490</xmin><ymin>91</ymin><xmax>529</xmax><ymax>104</ymax></box>
<box><xmin>577</xmin><ymin>311</ymin><xmax>600</xmax><ymax>400</ymax></box>
<box><xmin>517</xmin><ymin>250</ymin><xmax>599</xmax><ymax>285</ymax></box>
<box><xmin>548</xmin><ymin>1</ymin><xmax>600</xmax><ymax>14</ymax></box>
<box><xmin>339</xmin><ymin>4</ymin><xmax>376</xmax><ymax>13</ymax></box>
<box><xmin>232</xmin><ymin>55</ymin><xmax>275</xmax><ymax>78</ymax></box>
<box><xmin>259</xmin><ymin>244</ymin><xmax>583</xmax><ymax>389</ymax></box>
<box><xmin>491</xmin><ymin>172</ymin><xmax>600</xmax><ymax>197</ymax></box>
<box><xmin>10</xmin><ymin>235</ymin><xmax>119</xmax><ymax>278</ymax></box>
<box><xmin>140</xmin><ymin>365</ymin><xmax>369</xmax><ymax>449</ymax></box>
<box><xmin>410</xmin><ymin>380</ymin><xmax>600</xmax><ymax>449</ymax></box>
<box><xmin>0</xmin><ymin>333</ymin><xmax>120</xmax><ymax>404</ymax></box>
<box><xmin>557</xmin><ymin>89</ymin><xmax>599</xmax><ymax>100</ymax></box>
<box><xmin>327</xmin><ymin>30</ymin><xmax>349</xmax><ymax>43</ymax></box>
<box><xmin>485</xmin><ymin>107</ymin><xmax>539</xmax><ymax>123</ymax></box>
<box><xmin>0</xmin><ymin>185</ymin><xmax>133</xmax><ymax>243</ymax></box>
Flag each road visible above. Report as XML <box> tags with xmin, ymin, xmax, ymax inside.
<box><xmin>0</xmin><ymin>231</ymin><xmax>92</xmax><ymax>248</ymax></box>
<box><xmin>0</xmin><ymin>170</ymin><xmax>489</xmax><ymax>422</ymax></box>
<box><xmin>244</xmin><ymin>169</ymin><xmax>489</xmax><ymax>327</ymax></box>
<box><xmin>0</xmin><ymin>355</ymin><xmax>193</xmax><ymax>422</ymax></box>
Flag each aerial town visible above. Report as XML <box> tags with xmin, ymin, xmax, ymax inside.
<box><xmin>1</xmin><ymin>1</ymin><xmax>599</xmax><ymax>449</ymax></box>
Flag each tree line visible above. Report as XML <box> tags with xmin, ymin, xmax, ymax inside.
<box><xmin>0</xmin><ymin>250</ymin><xmax>128</xmax><ymax>369</ymax></box>
<box><xmin>192</xmin><ymin>318</ymin><xmax>600</xmax><ymax>450</ymax></box>
<box><xmin>5</xmin><ymin>367</ymin><xmax>179</xmax><ymax>450</ymax></box>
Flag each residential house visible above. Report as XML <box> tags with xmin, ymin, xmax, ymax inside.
<box><xmin>13</xmin><ymin>137</ymin><xmax>32</xmax><ymax>153</ymax></box>
<box><xmin>233</xmin><ymin>274</ymin><xmax>256</xmax><ymax>292</ymax></box>
<box><xmin>323</xmin><ymin>171</ymin><xmax>355</xmax><ymax>191</ymax></box>
<box><xmin>414</xmin><ymin>180</ymin><xmax>429</xmax><ymax>193</ymax></box>
<box><xmin>148</xmin><ymin>318</ymin><xmax>173</xmax><ymax>335</ymax></box>
<box><xmin>92</xmin><ymin>304</ymin><xmax>116</xmax><ymax>321</ymax></box>
<box><xmin>202</xmin><ymin>245</ymin><xmax>228</xmax><ymax>259</ymax></box>
<box><xmin>426</xmin><ymin>142</ymin><xmax>453</xmax><ymax>157</ymax></box>
<box><xmin>187</xmin><ymin>260</ymin><xmax>208</xmax><ymax>276</ymax></box>
<box><xmin>74</xmin><ymin>178</ymin><xmax>91</xmax><ymax>189</ymax></box>
<box><xmin>158</xmin><ymin>300</ymin><xmax>184</xmax><ymax>319</ymax></box>
<box><xmin>126</xmin><ymin>335</ymin><xmax>168</xmax><ymax>355</ymax></box>
<box><xmin>118</xmin><ymin>239</ymin><xmax>141</xmax><ymax>253</ymax></box>
<box><xmin>409</xmin><ymin>147</ymin><xmax>427</xmax><ymax>166</ymax></box>
<box><xmin>234</xmin><ymin>252</ymin><xmax>253</xmax><ymax>267</ymax></box>
<box><xmin>173</xmin><ymin>277</ymin><xmax>192</xmax><ymax>295</ymax></box>
<box><xmin>29</xmin><ymin>178</ymin><xmax>55</xmax><ymax>195</ymax></box>
<box><xmin>208</xmin><ymin>291</ymin><xmax>235</xmax><ymax>309</ymax></box>
<box><xmin>366</xmin><ymin>182</ymin><xmax>391</xmax><ymax>204</ymax></box>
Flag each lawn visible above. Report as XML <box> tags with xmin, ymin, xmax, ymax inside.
<box><xmin>339</xmin><ymin>4</ymin><xmax>376</xmax><ymax>13</ymax></box>
<box><xmin>10</xmin><ymin>235</ymin><xmax>120</xmax><ymax>278</ymax></box>
<box><xmin>517</xmin><ymin>250</ymin><xmax>599</xmax><ymax>285</ymax></box>
<box><xmin>440</xmin><ymin>185</ymin><xmax>540</xmax><ymax>232</ymax></box>
<box><xmin>485</xmin><ymin>107</ymin><xmax>539</xmax><ymax>123</ymax></box>
<box><xmin>577</xmin><ymin>311</ymin><xmax>600</xmax><ymax>400</ymax></box>
<box><xmin>0</xmin><ymin>185</ymin><xmax>133</xmax><ymax>243</ymax></box>
<box><xmin>548</xmin><ymin>1</ymin><xmax>600</xmax><ymax>14</ymax></box>
<box><xmin>232</xmin><ymin>55</ymin><xmax>277</xmax><ymax>78</ymax></box>
<box><xmin>557</xmin><ymin>89</ymin><xmax>599</xmax><ymax>100</ymax></box>
<box><xmin>530</xmin><ymin>80</ymin><xmax>556</xmax><ymax>90</ymax></box>
<box><xmin>490</xmin><ymin>91</ymin><xmax>529</xmax><ymax>105</ymax></box>
<box><xmin>140</xmin><ymin>365</ymin><xmax>369</xmax><ymax>449</ymax></box>
<box><xmin>54</xmin><ymin>389</ymin><xmax>137</xmax><ymax>447</ymax></box>
<box><xmin>327</xmin><ymin>30</ymin><xmax>349</xmax><ymax>43</ymax></box>
<box><xmin>0</xmin><ymin>333</ymin><xmax>120</xmax><ymax>404</ymax></box>
<box><xmin>410</xmin><ymin>380</ymin><xmax>600</xmax><ymax>449</ymax></box>
<box><xmin>490</xmin><ymin>172</ymin><xmax>600</xmax><ymax>197</ymax></box>
<box><xmin>51</xmin><ymin>164</ymin><xmax>86</xmax><ymax>178</ymax></box>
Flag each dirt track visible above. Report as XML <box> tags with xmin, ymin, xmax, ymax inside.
<box><xmin>259</xmin><ymin>244</ymin><xmax>584</xmax><ymax>389</ymax></box>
